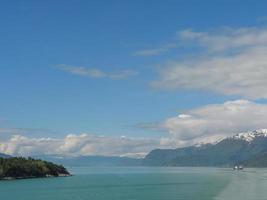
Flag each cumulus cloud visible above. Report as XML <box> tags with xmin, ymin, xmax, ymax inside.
<box><xmin>146</xmin><ymin>27</ymin><xmax>267</xmax><ymax>99</ymax></box>
<box><xmin>0</xmin><ymin>134</ymin><xmax>163</xmax><ymax>158</ymax></box>
<box><xmin>57</xmin><ymin>64</ymin><xmax>138</xmax><ymax>80</ymax></box>
<box><xmin>2</xmin><ymin>100</ymin><xmax>267</xmax><ymax>156</ymax></box>
<box><xmin>156</xmin><ymin>100</ymin><xmax>267</xmax><ymax>147</ymax></box>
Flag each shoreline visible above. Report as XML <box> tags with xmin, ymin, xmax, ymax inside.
<box><xmin>0</xmin><ymin>174</ymin><xmax>73</xmax><ymax>181</ymax></box>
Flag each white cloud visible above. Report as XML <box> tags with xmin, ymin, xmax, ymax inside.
<box><xmin>134</xmin><ymin>43</ymin><xmax>177</xmax><ymax>56</ymax></box>
<box><xmin>136</xmin><ymin>27</ymin><xmax>267</xmax><ymax>56</ymax></box>
<box><xmin>178</xmin><ymin>27</ymin><xmax>267</xmax><ymax>52</ymax></box>
<box><xmin>152</xmin><ymin>27</ymin><xmax>267</xmax><ymax>99</ymax></box>
<box><xmin>57</xmin><ymin>64</ymin><xmax>138</xmax><ymax>80</ymax></box>
<box><xmin>157</xmin><ymin>100</ymin><xmax>267</xmax><ymax>147</ymax></box>
<box><xmin>153</xmin><ymin>47</ymin><xmax>267</xmax><ymax>99</ymax></box>
<box><xmin>0</xmin><ymin>133</ymin><xmax>164</xmax><ymax>158</ymax></box>
<box><xmin>2</xmin><ymin>100</ymin><xmax>267</xmax><ymax>156</ymax></box>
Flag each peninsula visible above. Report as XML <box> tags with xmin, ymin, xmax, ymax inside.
<box><xmin>0</xmin><ymin>157</ymin><xmax>70</xmax><ymax>180</ymax></box>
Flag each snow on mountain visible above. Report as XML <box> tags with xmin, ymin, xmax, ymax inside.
<box><xmin>193</xmin><ymin>129</ymin><xmax>267</xmax><ymax>147</ymax></box>
<box><xmin>230</xmin><ymin>129</ymin><xmax>267</xmax><ymax>142</ymax></box>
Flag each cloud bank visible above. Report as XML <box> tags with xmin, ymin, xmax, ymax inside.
<box><xmin>0</xmin><ymin>134</ymin><xmax>163</xmax><ymax>158</ymax></box>
<box><xmin>157</xmin><ymin>100</ymin><xmax>267</xmax><ymax>146</ymax></box>
<box><xmin>2</xmin><ymin>100</ymin><xmax>267</xmax><ymax>157</ymax></box>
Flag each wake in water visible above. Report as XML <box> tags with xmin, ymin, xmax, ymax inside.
<box><xmin>215</xmin><ymin>169</ymin><xmax>267</xmax><ymax>200</ymax></box>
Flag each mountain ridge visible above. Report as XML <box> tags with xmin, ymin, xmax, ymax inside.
<box><xmin>0</xmin><ymin>153</ymin><xmax>11</xmax><ymax>158</ymax></box>
<box><xmin>230</xmin><ymin>129</ymin><xmax>267</xmax><ymax>142</ymax></box>
<box><xmin>144</xmin><ymin>129</ymin><xmax>267</xmax><ymax>167</ymax></box>
<box><xmin>34</xmin><ymin>155</ymin><xmax>142</xmax><ymax>167</ymax></box>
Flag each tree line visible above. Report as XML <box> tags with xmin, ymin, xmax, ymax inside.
<box><xmin>0</xmin><ymin>157</ymin><xmax>69</xmax><ymax>179</ymax></box>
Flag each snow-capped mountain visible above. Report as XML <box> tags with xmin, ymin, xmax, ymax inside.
<box><xmin>144</xmin><ymin>129</ymin><xmax>267</xmax><ymax>167</ymax></box>
<box><xmin>230</xmin><ymin>129</ymin><xmax>267</xmax><ymax>142</ymax></box>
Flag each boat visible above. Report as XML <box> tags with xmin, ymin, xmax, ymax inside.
<box><xmin>233</xmin><ymin>165</ymin><xmax>243</xmax><ymax>170</ymax></box>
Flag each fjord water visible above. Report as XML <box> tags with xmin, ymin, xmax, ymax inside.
<box><xmin>1</xmin><ymin>167</ymin><xmax>267</xmax><ymax>200</ymax></box>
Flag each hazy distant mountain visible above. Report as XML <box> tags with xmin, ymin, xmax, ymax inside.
<box><xmin>35</xmin><ymin>155</ymin><xmax>142</xmax><ymax>167</ymax></box>
<box><xmin>0</xmin><ymin>153</ymin><xmax>11</xmax><ymax>158</ymax></box>
<box><xmin>144</xmin><ymin>129</ymin><xmax>267</xmax><ymax>167</ymax></box>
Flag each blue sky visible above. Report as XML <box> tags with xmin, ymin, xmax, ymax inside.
<box><xmin>1</xmin><ymin>0</ymin><xmax>267</xmax><ymax>157</ymax></box>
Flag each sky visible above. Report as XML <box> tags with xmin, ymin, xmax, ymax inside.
<box><xmin>1</xmin><ymin>0</ymin><xmax>267</xmax><ymax>157</ymax></box>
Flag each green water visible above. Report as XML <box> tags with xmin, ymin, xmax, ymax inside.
<box><xmin>1</xmin><ymin>167</ymin><xmax>267</xmax><ymax>200</ymax></box>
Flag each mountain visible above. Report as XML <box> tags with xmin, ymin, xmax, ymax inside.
<box><xmin>5</xmin><ymin>129</ymin><xmax>267</xmax><ymax>168</ymax></box>
<box><xmin>35</xmin><ymin>155</ymin><xmax>142</xmax><ymax>167</ymax></box>
<box><xmin>240</xmin><ymin>152</ymin><xmax>267</xmax><ymax>167</ymax></box>
<box><xmin>144</xmin><ymin>129</ymin><xmax>267</xmax><ymax>167</ymax></box>
<box><xmin>0</xmin><ymin>153</ymin><xmax>11</xmax><ymax>158</ymax></box>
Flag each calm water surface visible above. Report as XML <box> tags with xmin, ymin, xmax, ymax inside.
<box><xmin>1</xmin><ymin>167</ymin><xmax>267</xmax><ymax>200</ymax></box>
